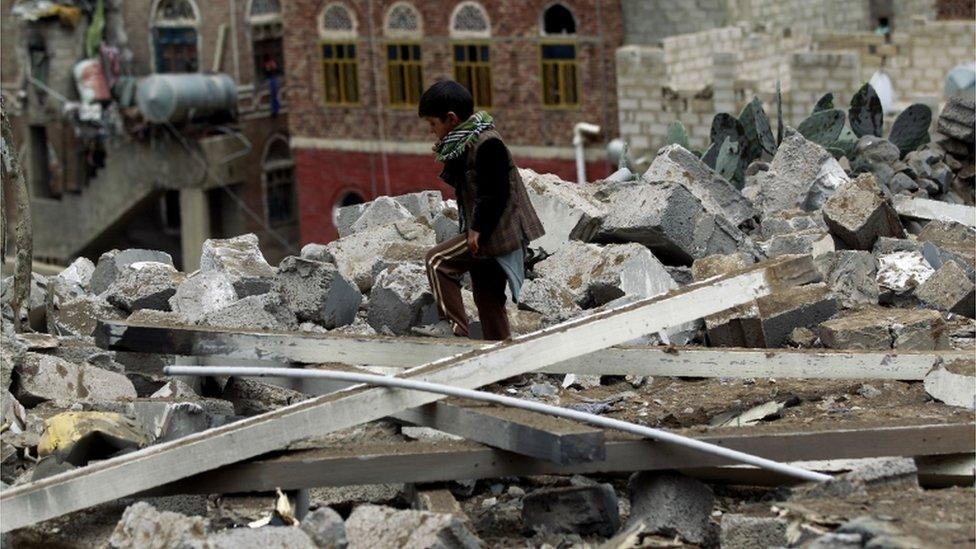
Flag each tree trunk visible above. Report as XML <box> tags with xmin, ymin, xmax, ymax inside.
<box><xmin>0</xmin><ymin>96</ymin><xmax>33</xmax><ymax>332</ymax></box>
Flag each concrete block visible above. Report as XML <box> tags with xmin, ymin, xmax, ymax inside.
<box><xmin>393</xmin><ymin>190</ymin><xmax>444</xmax><ymax>222</ymax></box>
<box><xmin>758</xmin><ymin>209</ymin><xmax>828</xmax><ymax>240</ymax></box>
<box><xmin>367</xmin><ymin>263</ymin><xmax>438</xmax><ymax>335</ymax></box>
<box><xmin>207</xmin><ymin>527</ymin><xmax>316</xmax><ymax>548</ymax></box>
<box><xmin>109</xmin><ymin>502</ymin><xmax>208</xmax><ymax>549</ymax></box>
<box><xmin>522</xmin><ymin>484</ymin><xmax>620</xmax><ymax>537</ymax></box>
<box><xmin>56</xmin><ymin>257</ymin><xmax>95</xmax><ymax>291</ymax></box>
<box><xmin>200</xmin><ymin>234</ymin><xmax>275</xmax><ymax>298</ymax></box>
<box><xmin>301</xmin><ymin>507</ymin><xmax>348</xmax><ymax>549</ymax></box>
<box><xmin>755</xmin><ymin>133</ymin><xmax>849</xmax><ymax>217</ymax></box>
<box><xmin>91</xmin><ymin>249</ymin><xmax>174</xmax><ymax>295</ymax></box>
<box><xmin>274</xmin><ymin>256</ymin><xmax>362</xmax><ymax>329</ymax></box>
<box><xmin>924</xmin><ymin>363</ymin><xmax>976</xmax><ymax>409</ymax></box>
<box><xmin>586</xmin><ymin>182</ymin><xmax>750</xmax><ymax>265</ymax></box>
<box><xmin>917</xmin><ymin>220</ymin><xmax>975</xmax><ymax>273</ymax></box>
<box><xmin>349</xmin><ymin>196</ymin><xmax>415</xmax><ymax>235</ymax></box>
<box><xmin>432</xmin><ymin>208</ymin><xmax>460</xmax><ymax>244</ymax></box>
<box><xmin>819</xmin><ymin>307</ymin><xmax>951</xmax><ymax>350</ymax></box>
<box><xmin>15</xmin><ymin>352</ymin><xmax>136</xmax><ymax>406</ymax></box>
<box><xmin>917</xmin><ymin>261</ymin><xmax>975</xmax><ymax>317</ymax></box>
<box><xmin>299</xmin><ymin>243</ymin><xmax>336</xmax><ymax>264</ymax></box>
<box><xmin>627</xmin><ymin>471</ymin><xmax>714</xmax><ymax>545</ymax></box>
<box><xmin>345</xmin><ymin>504</ymin><xmax>481</xmax><ymax>549</ymax></box>
<box><xmin>841</xmin><ymin>457</ymin><xmax>919</xmax><ymax>489</ymax></box>
<box><xmin>823</xmin><ymin>174</ymin><xmax>906</xmax><ymax>250</ymax></box>
<box><xmin>336</xmin><ymin>202</ymin><xmax>369</xmax><ymax>238</ymax></box>
<box><xmin>817</xmin><ymin>251</ymin><xmax>880</xmax><ymax>308</ymax></box>
<box><xmin>521</xmin><ymin>168</ymin><xmax>606</xmax><ymax>253</ymax></box>
<box><xmin>851</xmin><ymin>135</ymin><xmax>900</xmax><ymax>186</ymax></box>
<box><xmin>692</xmin><ymin>252</ymin><xmax>753</xmax><ymax>281</ymax></box>
<box><xmin>518</xmin><ymin>277</ymin><xmax>582</xmax><ymax>320</ymax></box>
<box><xmin>720</xmin><ymin>515</ymin><xmax>788</xmax><ymax>548</ymax></box>
<box><xmin>169</xmin><ymin>271</ymin><xmax>238</xmax><ymax>324</ymax></box>
<box><xmin>876</xmin><ymin>251</ymin><xmax>935</xmax><ymax>300</ymax></box>
<box><xmin>104</xmin><ymin>262</ymin><xmax>185</xmax><ymax>312</ymax></box>
<box><xmin>200</xmin><ymin>292</ymin><xmax>299</xmax><ymax>331</ymax></box>
<box><xmin>937</xmin><ymin>95</ymin><xmax>975</xmax><ymax>145</ymax></box>
<box><xmin>47</xmin><ymin>295</ymin><xmax>126</xmax><ymax>337</ymax></box>
<box><xmin>758</xmin><ymin>229</ymin><xmax>835</xmax><ymax>258</ymax></box>
<box><xmin>643</xmin><ymin>144</ymin><xmax>756</xmax><ymax>225</ymax></box>
<box><xmin>535</xmin><ymin>241</ymin><xmax>676</xmax><ymax>307</ymax></box>
<box><xmin>326</xmin><ymin>219</ymin><xmax>436</xmax><ymax>293</ymax></box>
<box><xmin>706</xmin><ymin>283</ymin><xmax>837</xmax><ymax>348</ymax></box>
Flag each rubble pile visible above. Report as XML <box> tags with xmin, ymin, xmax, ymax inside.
<box><xmin>1</xmin><ymin>97</ymin><xmax>974</xmax><ymax>547</ymax></box>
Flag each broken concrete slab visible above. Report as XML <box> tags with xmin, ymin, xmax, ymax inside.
<box><xmin>56</xmin><ymin>257</ymin><xmax>96</xmax><ymax>291</ymax></box>
<box><xmin>432</xmin><ymin>208</ymin><xmax>460</xmax><ymax>244</ymax></box>
<box><xmin>627</xmin><ymin>471</ymin><xmax>714</xmax><ymax>545</ymax></box>
<box><xmin>692</xmin><ymin>252</ymin><xmax>754</xmax><ymax>281</ymax></box>
<box><xmin>393</xmin><ymin>190</ymin><xmax>444</xmax><ymax>222</ymax></box>
<box><xmin>273</xmin><ymin>256</ymin><xmax>361</xmax><ymax>329</ymax></box>
<box><xmin>108</xmin><ymin>502</ymin><xmax>209</xmax><ymax>549</ymax></box>
<box><xmin>876</xmin><ymin>251</ymin><xmax>935</xmax><ymax>302</ymax></box>
<box><xmin>758</xmin><ymin>209</ymin><xmax>829</xmax><ymax>240</ymax></box>
<box><xmin>583</xmin><ymin>182</ymin><xmax>751</xmax><ymax>265</ymax></box>
<box><xmin>521</xmin><ymin>168</ymin><xmax>605</xmax><ymax>253</ymax></box>
<box><xmin>917</xmin><ymin>219</ymin><xmax>976</xmax><ymax>271</ymax></box>
<box><xmin>200</xmin><ymin>234</ymin><xmax>275</xmax><ymax>298</ymax></box>
<box><xmin>326</xmin><ymin>219</ymin><xmax>437</xmax><ymax>292</ymax></box>
<box><xmin>169</xmin><ymin>271</ymin><xmax>238</xmax><ymax>324</ymax></box>
<box><xmin>15</xmin><ymin>353</ymin><xmax>137</xmax><ymax>406</ymax></box>
<box><xmin>817</xmin><ymin>251</ymin><xmax>880</xmax><ymax>308</ymax></box>
<box><xmin>851</xmin><ymin>135</ymin><xmax>901</xmax><ymax>186</ymax></box>
<box><xmin>822</xmin><ymin>174</ymin><xmax>905</xmax><ymax>250</ymax></box>
<box><xmin>758</xmin><ymin>229</ymin><xmax>835</xmax><ymax>259</ymax></box>
<box><xmin>842</xmin><ymin>457</ymin><xmax>919</xmax><ymax>489</ymax></box>
<box><xmin>521</xmin><ymin>484</ymin><xmax>620</xmax><ymax>537</ymax></box>
<box><xmin>104</xmin><ymin>262</ymin><xmax>185</xmax><ymax>312</ymax></box>
<box><xmin>301</xmin><ymin>507</ymin><xmax>348</xmax><ymax>549</ymax></box>
<box><xmin>535</xmin><ymin>241</ymin><xmax>676</xmax><ymax>307</ymax></box>
<box><xmin>348</xmin><ymin>196</ymin><xmax>415</xmax><ymax>236</ymax></box>
<box><xmin>518</xmin><ymin>277</ymin><xmax>582</xmax><ymax>320</ymax></box>
<box><xmin>91</xmin><ymin>249</ymin><xmax>174</xmax><ymax>295</ymax></box>
<box><xmin>917</xmin><ymin>261</ymin><xmax>975</xmax><ymax>317</ymax></box>
<box><xmin>344</xmin><ymin>504</ymin><xmax>481</xmax><ymax>549</ymax></box>
<box><xmin>706</xmin><ymin>283</ymin><xmax>837</xmax><ymax>348</ymax></box>
<box><xmin>642</xmin><ymin>144</ymin><xmax>756</xmax><ymax>226</ymax></box>
<box><xmin>47</xmin><ymin>295</ymin><xmax>126</xmax><ymax>338</ymax></box>
<box><xmin>819</xmin><ymin>307</ymin><xmax>951</xmax><ymax>351</ymax></box>
<box><xmin>367</xmin><ymin>262</ymin><xmax>438</xmax><ymax>335</ymax></box>
<box><xmin>299</xmin><ymin>243</ymin><xmax>335</xmax><ymax>264</ymax></box>
<box><xmin>720</xmin><ymin>515</ymin><xmax>788</xmax><ymax>548</ymax></box>
<box><xmin>923</xmin><ymin>362</ymin><xmax>975</xmax><ymax>410</ymax></box>
<box><xmin>755</xmin><ymin>132</ymin><xmax>849</xmax><ymax>217</ymax></box>
<box><xmin>937</xmin><ymin>95</ymin><xmax>975</xmax><ymax>146</ymax></box>
<box><xmin>200</xmin><ymin>292</ymin><xmax>299</xmax><ymax>331</ymax></box>
<box><xmin>207</xmin><ymin>526</ymin><xmax>317</xmax><ymax>548</ymax></box>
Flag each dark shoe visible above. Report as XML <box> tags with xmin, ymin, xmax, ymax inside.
<box><xmin>411</xmin><ymin>320</ymin><xmax>464</xmax><ymax>338</ymax></box>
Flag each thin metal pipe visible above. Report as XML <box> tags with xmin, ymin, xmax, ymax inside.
<box><xmin>164</xmin><ymin>365</ymin><xmax>833</xmax><ymax>483</ymax></box>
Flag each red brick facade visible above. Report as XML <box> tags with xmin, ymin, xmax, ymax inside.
<box><xmin>281</xmin><ymin>0</ymin><xmax>624</xmax><ymax>244</ymax></box>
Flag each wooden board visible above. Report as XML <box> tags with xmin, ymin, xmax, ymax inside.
<box><xmin>149</xmin><ymin>422</ymin><xmax>975</xmax><ymax>494</ymax></box>
<box><xmin>1</xmin><ymin>255</ymin><xmax>816</xmax><ymax>532</ymax></box>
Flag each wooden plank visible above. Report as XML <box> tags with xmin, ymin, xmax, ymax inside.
<box><xmin>892</xmin><ymin>196</ymin><xmax>976</xmax><ymax>228</ymax></box>
<box><xmin>393</xmin><ymin>399</ymin><xmax>606</xmax><ymax>464</ymax></box>
<box><xmin>96</xmin><ymin>321</ymin><xmax>965</xmax><ymax>381</ymax></box>
<box><xmin>1</xmin><ymin>254</ymin><xmax>816</xmax><ymax>532</ymax></box>
<box><xmin>149</xmin><ymin>422</ymin><xmax>974</xmax><ymax>494</ymax></box>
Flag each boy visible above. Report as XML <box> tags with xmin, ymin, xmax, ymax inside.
<box><xmin>414</xmin><ymin>81</ymin><xmax>545</xmax><ymax>340</ymax></box>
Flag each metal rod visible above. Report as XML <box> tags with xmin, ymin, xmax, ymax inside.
<box><xmin>164</xmin><ymin>365</ymin><xmax>834</xmax><ymax>483</ymax></box>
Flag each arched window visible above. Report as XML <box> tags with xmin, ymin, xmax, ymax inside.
<box><xmin>539</xmin><ymin>3</ymin><xmax>579</xmax><ymax>107</ymax></box>
<box><xmin>151</xmin><ymin>0</ymin><xmax>199</xmax><ymax>73</ymax></box>
<box><xmin>385</xmin><ymin>2</ymin><xmax>423</xmax><ymax>106</ymax></box>
<box><xmin>248</xmin><ymin>0</ymin><xmax>284</xmax><ymax>83</ymax></box>
<box><xmin>319</xmin><ymin>3</ymin><xmax>360</xmax><ymax>105</ymax></box>
<box><xmin>450</xmin><ymin>2</ymin><xmax>491</xmax><ymax>107</ymax></box>
<box><xmin>262</xmin><ymin>135</ymin><xmax>296</xmax><ymax>225</ymax></box>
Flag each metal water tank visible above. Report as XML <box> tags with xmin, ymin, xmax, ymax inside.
<box><xmin>136</xmin><ymin>73</ymin><xmax>237</xmax><ymax>123</ymax></box>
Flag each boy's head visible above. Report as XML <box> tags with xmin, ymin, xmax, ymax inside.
<box><xmin>419</xmin><ymin>80</ymin><xmax>474</xmax><ymax>141</ymax></box>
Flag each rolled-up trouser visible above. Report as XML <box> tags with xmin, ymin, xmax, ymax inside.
<box><xmin>424</xmin><ymin>233</ymin><xmax>511</xmax><ymax>341</ymax></box>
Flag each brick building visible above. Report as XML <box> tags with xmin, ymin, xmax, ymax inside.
<box><xmin>281</xmin><ymin>0</ymin><xmax>624</xmax><ymax>244</ymax></box>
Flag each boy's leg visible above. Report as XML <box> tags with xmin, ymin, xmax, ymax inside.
<box><xmin>470</xmin><ymin>259</ymin><xmax>511</xmax><ymax>341</ymax></box>
<box><xmin>425</xmin><ymin>234</ymin><xmax>474</xmax><ymax>337</ymax></box>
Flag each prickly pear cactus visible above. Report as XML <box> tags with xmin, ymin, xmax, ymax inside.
<box><xmin>752</xmin><ymin>99</ymin><xmax>777</xmax><ymax>156</ymax></box>
<box><xmin>832</xmin><ymin>124</ymin><xmax>858</xmax><ymax>159</ymax></box>
<box><xmin>709</xmin><ymin>113</ymin><xmax>745</xmax><ymax>148</ymax></box>
<box><xmin>798</xmin><ymin>109</ymin><xmax>846</xmax><ymax>147</ymax></box>
<box><xmin>712</xmin><ymin>137</ymin><xmax>741</xmax><ymax>184</ymax></box>
<box><xmin>813</xmin><ymin>93</ymin><xmax>834</xmax><ymax>113</ymax></box>
<box><xmin>775</xmin><ymin>80</ymin><xmax>783</xmax><ymax>146</ymax></box>
<box><xmin>849</xmin><ymin>83</ymin><xmax>883</xmax><ymax>138</ymax></box>
<box><xmin>888</xmin><ymin>103</ymin><xmax>933</xmax><ymax>157</ymax></box>
<box><xmin>665</xmin><ymin>121</ymin><xmax>690</xmax><ymax>149</ymax></box>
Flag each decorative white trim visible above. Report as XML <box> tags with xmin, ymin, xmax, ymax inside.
<box><xmin>261</xmin><ymin>133</ymin><xmax>292</xmax><ymax>166</ymax></box>
<box><xmin>449</xmin><ymin>1</ymin><xmax>491</xmax><ymax>39</ymax></box>
<box><xmin>245</xmin><ymin>0</ymin><xmax>282</xmax><ymax>24</ymax></box>
<box><xmin>539</xmin><ymin>1</ymin><xmax>578</xmax><ymax>36</ymax></box>
<box><xmin>318</xmin><ymin>2</ymin><xmax>358</xmax><ymax>40</ymax></box>
<box><xmin>383</xmin><ymin>1</ymin><xmax>423</xmax><ymax>39</ymax></box>
<box><xmin>289</xmin><ymin>137</ymin><xmax>605</xmax><ymax>162</ymax></box>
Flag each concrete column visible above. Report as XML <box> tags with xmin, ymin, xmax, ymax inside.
<box><xmin>179</xmin><ymin>188</ymin><xmax>210</xmax><ymax>272</ymax></box>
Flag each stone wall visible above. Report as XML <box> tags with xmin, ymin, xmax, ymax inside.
<box><xmin>621</xmin><ymin>0</ymin><xmax>729</xmax><ymax>45</ymax></box>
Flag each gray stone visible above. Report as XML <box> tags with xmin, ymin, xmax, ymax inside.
<box><xmin>822</xmin><ymin>174</ymin><xmax>905</xmax><ymax>250</ymax></box>
<box><xmin>876</xmin><ymin>251</ymin><xmax>935</xmax><ymax>301</ymax></box>
<box><xmin>535</xmin><ymin>241</ymin><xmax>676</xmax><ymax>307</ymax></box>
<box><xmin>56</xmin><ymin>257</ymin><xmax>96</xmax><ymax>291</ymax></box>
<box><xmin>818</xmin><ymin>251</ymin><xmax>880</xmax><ymax>308</ymax></box>
<box><xmin>129</xmin><ymin>400</ymin><xmax>214</xmax><ymax>443</ymax></box>
<box><xmin>274</xmin><ymin>256</ymin><xmax>361</xmax><ymax>329</ymax></box>
<box><xmin>691</xmin><ymin>252</ymin><xmax>753</xmax><ymax>281</ymax></box>
<box><xmin>758</xmin><ymin>209</ymin><xmax>828</xmax><ymax>240</ymax></box>
<box><xmin>349</xmin><ymin>196</ymin><xmax>415</xmax><ymax>235</ymax></box>
<box><xmin>326</xmin><ymin>219</ymin><xmax>436</xmax><ymax>292</ymax></box>
<box><xmin>807</xmin><ymin>532</ymin><xmax>864</xmax><ymax>548</ymax></box>
<box><xmin>924</xmin><ymin>365</ymin><xmax>976</xmax><ymax>409</ymax></box>
<box><xmin>522</xmin><ymin>484</ymin><xmax>620</xmax><ymax>537</ymax></box>
<box><xmin>642</xmin><ymin>144</ymin><xmax>756</xmax><ymax>226</ymax></box>
<box><xmin>706</xmin><ymin>284</ymin><xmax>837</xmax><ymax>348</ymax></box>
<box><xmin>720</xmin><ymin>515</ymin><xmax>788</xmax><ymax>548</ymax></box>
<box><xmin>522</xmin><ymin>168</ymin><xmax>605</xmax><ymax>253</ymax></box>
<box><xmin>367</xmin><ymin>262</ymin><xmax>438</xmax><ymax>335</ymax></box>
<box><xmin>301</xmin><ymin>507</ymin><xmax>348</xmax><ymax>549</ymax></box>
<box><xmin>47</xmin><ymin>295</ymin><xmax>125</xmax><ymax>337</ymax></box>
<box><xmin>937</xmin><ymin>95</ymin><xmax>975</xmax><ymax>145</ymax></box>
<box><xmin>585</xmin><ymin>182</ymin><xmax>751</xmax><ymax>265</ymax></box>
<box><xmin>519</xmin><ymin>277</ymin><xmax>582</xmax><ymax>320</ymax></box>
<box><xmin>758</xmin><ymin>229</ymin><xmax>834</xmax><ymax>258</ymax></box>
<box><xmin>917</xmin><ymin>220</ymin><xmax>976</xmax><ymax>276</ymax></box>
<box><xmin>905</xmin><ymin>149</ymin><xmax>953</xmax><ymax>195</ymax></box>
<box><xmin>207</xmin><ymin>527</ymin><xmax>316</xmax><ymax>549</ymax></box>
<box><xmin>819</xmin><ymin>307</ymin><xmax>951</xmax><ymax>350</ymax></box>
<box><xmin>200</xmin><ymin>234</ymin><xmax>275</xmax><ymax>298</ymax></box>
<box><xmin>857</xmin><ymin>383</ymin><xmax>882</xmax><ymax>398</ymax></box>
<box><xmin>108</xmin><ymin>502</ymin><xmax>208</xmax><ymax>549</ymax></box>
<box><xmin>300</xmin><ymin>243</ymin><xmax>336</xmax><ymax>264</ymax></box>
<box><xmin>221</xmin><ymin>377</ymin><xmax>307</xmax><ymax>416</ymax></box>
<box><xmin>841</xmin><ymin>458</ymin><xmax>919</xmax><ymax>489</ymax></box>
<box><xmin>393</xmin><ymin>190</ymin><xmax>444</xmax><ymax>222</ymax></box>
<box><xmin>200</xmin><ymin>292</ymin><xmax>299</xmax><ymax>331</ymax></box>
<box><xmin>851</xmin><ymin>136</ymin><xmax>900</xmax><ymax>186</ymax></box>
<box><xmin>627</xmin><ymin>471</ymin><xmax>714</xmax><ymax>545</ymax></box>
<box><xmin>432</xmin><ymin>208</ymin><xmax>460</xmax><ymax>244</ymax></box>
<box><xmin>336</xmin><ymin>202</ymin><xmax>369</xmax><ymax>238</ymax></box>
<box><xmin>917</xmin><ymin>261</ymin><xmax>975</xmax><ymax>317</ymax></box>
<box><xmin>888</xmin><ymin>172</ymin><xmax>919</xmax><ymax>194</ymax></box>
<box><xmin>345</xmin><ymin>504</ymin><xmax>481</xmax><ymax>549</ymax></box>
<box><xmin>14</xmin><ymin>352</ymin><xmax>137</xmax><ymax>406</ymax></box>
<box><xmin>104</xmin><ymin>262</ymin><xmax>185</xmax><ymax>312</ymax></box>
<box><xmin>754</xmin><ymin>133</ymin><xmax>849</xmax><ymax>217</ymax></box>
<box><xmin>91</xmin><ymin>249</ymin><xmax>174</xmax><ymax>295</ymax></box>
<box><xmin>169</xmin><ymin>271</ymin><xmax>239</xmax><ymax>324</ymax></box>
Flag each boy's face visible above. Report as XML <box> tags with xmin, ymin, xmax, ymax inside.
<box><xmin>424</xmin><ymin>112</ymin><xmax>461</xmax><ymax>142</ymax></box>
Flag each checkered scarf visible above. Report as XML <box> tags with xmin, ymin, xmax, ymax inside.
<box><xmin>433</xmin><ymin>111</ymin><xmax>495</xmax><ymax>162</ymax></box>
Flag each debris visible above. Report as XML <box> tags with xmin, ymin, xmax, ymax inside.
<box><xmin>200</xmin><ymin>292</ymin><xmax>299</xmax><ymax>331</ymax></box>
<box><xmin>91</xmin><ymin>249</ymin><xmax>174</xmax><ymax>295</ymax></box>
<box><xmin>819</xmin><ymin>307</ymin><xmax>951</xmax><ymax>351</ymax></box>
<box><xmin>104</xmin><ymin>262</ymin><xmax>185</xmax><ymax>312</ymax></box>
<box><xmin>916</xmin><ymin>261</ymin><xmax>975</xmax><ymax>317</ymax></box>
<box><xmin>37</xmin><ymin>411</ymin><xmax>148</xmax><ymax>465</ymax></box>
<box><xmin>924</xmin><ymin>364</ymin><xmax>975</xmax><ymax>409</ymax></box>
<box><xmin>822</xmin><ymin>174</ymin><xmax>905</xmax><ymax>250</ymax></box>
<box><xmin>710</xmin><ymin>400</ymin><xmax>786</xmax><ymax>427</ymax></box>
<box><xmin>367</xmin><ymin>262</ymin><xmax>438</xmax><ymax>335</ymax></box>
<box><xmin>937</xmin><ymin>95</ymin><xmax>975</xmax><ymax>146</ymax></box>
<box><xmin>521</xmin><ymin>484</ymin><xmax>620</xmax><ymax>536</ymax></box>
<box><xmin>169</xmin><ymin>271</ymin><xmax>238</xmax><ymax>324</ymax></box>
<box><xmin>47</xmin><ymin>294</ymin><xmax>126</xmax><ymax>337</ymax></box>
<box><xmin>299</xmin><ymin>243</ymin><xmax>335</xmax><ymax>264</ymax></box>
<box><xmin>348</xmin><ymin>196</ymin><xmax>414</xmax><ymax>235</ymax></box>
<box><xmin>720</xmin><ymin>515</ymin><xmax>789</xmax><ymax>548</ymax></box>
<box><xmin>876</xmin><ymin>251</ymin><xmax>935</xmax><ymax>301</ymax></box>
<box><xmin>706</xmin><ymin>283</ymin><xmax>837</xmax><ymax>348</ymax></box>
<box><xmin>753</xmin><ymin>132</ymin><xmax>849</xmax><ymax>217</ymax></box>
<box><xmin>518</xmin><ymin>277</ymin><xmax>582</xmax><ymax>320</ymax></box>
<box><xmin>108</xmin><ymin>502</ymin><xmax>209</xmax><ymax>549</ymax></box>
<box><xmin>627</xmin><ymin>471</ymin><xmax>715</xmax><ymax>545</ymax></box>
<box><xmin>344</xmin><ymin>504</ymin><xmax>481</xmax><ymax>549</ymax></box>
<box><xmin>206</xmin><ymin>526</ymin><xmax>317</xmax><ymax>548</ymax></box>
<box><xmin>273</xmin><ymin>256</ymin><xmax>362</xmax><ymax>329</ymax></box>
<box><xmin>300</xmin><ymin>507</ymin><xmax>347</xmax><ymax>549</ymax></box>
<box><xmin>56</xmin><ymin>257</ymin><xmax>96</xmax><ymax>291</ymax></box>
<box><xmin>818</xmin><ymin>250</ymin><xmax>880</xmax><ymax>308</ymax></box>
<box><xmin>841</xmin><ymin>457</ymin><xmax>919</xmax><ymax>489</ymax></box>
<box><xmin>326</xmin><ymin>219</ymin><xmax>436</xmax><ymax>292</ymax></box>
<box><xmin>691</xmin><ymin>252</ymin><xmax>753</xmax><ymax>281</ymax></box>
<box><xmin>521</xmin><ymin>168</ymin><xmax>605</xmax><ymax>253</ymax></box>
<box><xmin>15</xmin><ymin>352</ymin><xmax>137</xmax><ymax>406</ymax></box>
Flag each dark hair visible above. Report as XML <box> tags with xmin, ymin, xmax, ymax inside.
<box><xmin>418</xmin><ymin>80</ymin><xmax>473</xmax><ymax>121</ymax></box>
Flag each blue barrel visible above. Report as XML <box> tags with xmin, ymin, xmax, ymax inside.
<box><xmin>136</xmin><ymin>73</ymin><xmax>237</xmax><ymax>123</ymax></box>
